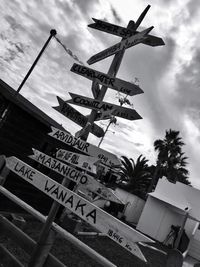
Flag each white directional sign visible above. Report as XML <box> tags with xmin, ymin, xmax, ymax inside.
<box><xmin>6</xmin><ymin>156</ymin><xmax>154</xmax><ymax>261</ymax></box>
<box><xmin>56</xmin><ymin>149</ymin><xmax>98</xmax><ymax>173</ymax></box>
<box><xmin>29</xmin><ymin>149</ymin><xmax>121</xmax><ymax>203</ymax></box>
<box><xmin>48</xmin><ymin>126</ymin><xmax>120</xmax><ymax>167</ymax></box>
<box><xmin>70</xmin><ymin>63</ymin><xmax>143</xmax><ymax>96</ymax></box>
<box><xmin>53</xmin><ymin>97</ymin><xmax>104</xmax><ymax>138</ymax></box>
<box><xmin>88</xmin><ymin>18</ymin><xmax>165</xmax><ymax>47</ymax></box>
<box><xmin>67</xmin><ymin>93</ymin><xmax>142</xmax><ymax>121</ymax></box>
<box><xmin>87</xmin><ymin>26</ymin><xmax>153</xmax><ymax>65</ymax></box>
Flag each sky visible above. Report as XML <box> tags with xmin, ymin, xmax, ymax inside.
<box><xmin>0</xmin><ymin>0</ymin><xmax>200</xmax><ymax>188</ymax></box>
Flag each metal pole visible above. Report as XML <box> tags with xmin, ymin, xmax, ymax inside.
<box><xmin>0</xmin><ymin>29</ymin><xmax>57</xmax><ymax>123</ymax></box>
<box><xmin>98</xmin><ymin>121</ymin><xmax>112</xmax><ymax>147</ymax></box>
<box><xmin>16</xmin><ymin>29</ymin><xmax>57</xmax><ymax>95</ymax></box>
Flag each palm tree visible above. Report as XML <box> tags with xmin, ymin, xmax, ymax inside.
<box><xmin>149</xmin><ymin>129</ymin><xmax>190</xmax><ymax>191</ymax></box>
<box><xmin>118</xmin><ymin>155</ymin><xmax>152</xmax><ymax>198</ymax></box>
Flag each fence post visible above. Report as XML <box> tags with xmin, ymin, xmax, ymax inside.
<box><xmin>0</xmin><ymin>155</ymin><xmax>9</xmax><ymax>185</ymax></box>
<box><xmin>28</xmin><ymin>177</ymin><xmax>68</xmax><ymax>267</ymax></box>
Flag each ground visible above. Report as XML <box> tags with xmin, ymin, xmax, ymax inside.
<box><xmin>0</xmin><ymin>215</ymin><xmax>170</xmax><ymax>267</ymax></box>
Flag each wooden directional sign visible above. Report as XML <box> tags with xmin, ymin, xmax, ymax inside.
<box><xmin>56</xmin><ymin>148</ymin><xmax>98</xmax><ymax>173</ymax></box>
<box><xmin>70</xmin><ymin>63</ymin><xmax>143</xmax><ymax>96</ymax></box>
<box><xmin>53</xmin><ymin>97</ymin><xmax>104</xmax><ymax>138</ymax></box>
<box><xmin>29</xmin><ymin>149</ymin><xmax>121</xmax><ymax>203</ymax></box>
<box><xmin>88</xmin><ymin>18</ymin><xmax>165</xmax><ymax>47</ymax></box>
<box><xmin>67</xmin><ymin>93</ymin><xmax>142</xmax><ymax>121</ymax></box>
<box><xmin>6</xmin><ymin>156</ymin><xmax>154</xmax><ymax>261</ymax></box>
<box><xmin>87</xmin><ymin>26</ymin><xmax>153</xmax><ymax>65</ymax></box>
<box><xmin>48</xmin><ymin>126</ymin><xmax>120</xmax><ymax>167</ymax></box>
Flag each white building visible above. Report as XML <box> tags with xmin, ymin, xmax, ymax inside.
<box><xmin>137</xmin><ymin>178</ymin><xmax>200</xmax><ymax>260</ymax></box>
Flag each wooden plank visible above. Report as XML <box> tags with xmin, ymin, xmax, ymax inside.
<box><xmin>0</xmin><ymin>215</ymin><xmax>66</xmax><ymax>267</ymax></box>
<box><xmin>88</xmin><ymin>18</ymin><xmax>164</xmax><ymax>47</ymax></box>
<box><xmin>70</xmin><ymin>63</ymin><xmax>143</xmax><ymax>96</ymax></box>
<box><xmin>0</xmin><ymin>244</ymin><xmax>23</xmax><ymax>267</ymax></box>
<box><xmin>87</xmin><ymin>26</ymin><xmax>153</xmax><ymax>64</ymax></box>
<box><xmin>29</xmin><ymin>149</ymin><xmax>122</xmax><ymax>203</ymax></box>
<box><xmin>91</xmin><ymin>80</ymin><xmax>100</xmax><ymax>99</ymax></box>
<box><xmin>48</xmin><ymin>126</ymin><xmax>120</xmax><ymax>167</ymax></box>
<box><xmin>67</xmin><ymin>93</ymin><xmax>142</xmax><ymax>121</ymax></box>
<box><xmin>53</xmin><ymin>97</ymin><xmax>104</xmax><ymax>138</ymax></box>
<box><xmin>0</xmin><ymin>186</ymin><xmax>117</xmax><ymax>267</ymax></box>
<box><xmin>56</xmin><ymin>148</ymin><xmax>98</xmax><ymax>173</ymax></box>
<box><xmin>6</xmin><ymin>156</ymin><xmax>154</xmax><ymax>262</ymax></box>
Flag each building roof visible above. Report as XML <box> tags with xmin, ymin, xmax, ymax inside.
<box><xmin>149</xmin><ymin>178</ymin><xmax>200</xmax><ymax>221</ymax></box>
<box><xmin>0</xmin><ymin>79</ymin><xmax>65</xmax><ymax>130</ymax></box>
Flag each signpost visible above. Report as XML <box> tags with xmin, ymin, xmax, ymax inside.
<box><xmin>56</xmin><ymin>148</ymin><xmax>98</xmax><ymax>173</ymax></box>
<box><xmin>48</xmin><ymin>126</ymin><xmax>121</xmax><ymax>167</ymax></box>
<box><xmin>6</xmin><ymin>156</ymin><xmax>154</xmax><ymax>262</ymax></box>
<box><xmin>29</xmin><ymin>149</ymin><xmax>122</xmax><ymax>203</ymax></box>
<box><xmin>70</xmin><ymin>63</ymin><xmax>143</xmax><ymax>96</ymax></box>
<box><xmin>88</xmin><ymin>18</ymin><xmax>165</xmax><ymax>47</ymax></box>
<box><xmin>87</xmin><ymin>26</ymin><xmax>154</xmax><ymax>65</ymax></box>
<box><xmin>67</xmin><ymin>93</ymin><xmax>142</xmax><ymax>121</ymax></box>
<box><xmin>53</xmin><ymin>96</ymin><xmax>104</xmax><ymax>138</ymax></box>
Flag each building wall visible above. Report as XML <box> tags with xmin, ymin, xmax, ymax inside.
<box><xmin>188</xmin><ymin>224</ymin><xmax>200</xmax><ymax>260</ymax></box>
<box><xmin>137</xmin><ymin>196</ymin><xmax>184</xmax><ymax>242</ymax></box>
<box><xmin>114</xmin><ymin>188</ymin><xmax>145</xmax><ymax>224</ymax></box>
<box><xmin>0</xmin><ymin>94</ymin><xmax>74</xmax><ymax>214</ymax></box>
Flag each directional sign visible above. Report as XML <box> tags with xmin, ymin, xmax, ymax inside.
<box><xmin>48</xmin><ymin>126</ymin><xmax>120</xmax><ymax>167</ymax></box>
<box><xmin>56</xmin><ymin>148</ymin><xmax>98</xmax><ymax>173</ymax></box>
<box><xmin>88</xmin><ymin>18</ymin><xmax>165</xmax><ymax>47</ymax></box>
<box><xmin>70</xmin><ymin>63</ymin><xmax>143</xmax><ymax>96</ymax></box>
<box><xmin>29</xmin><ymin>149</ymin><xmax>121</xmax><ymax>203</ymax></box>
<box><xmin>6</xmin><ymin>156</ymin><xmax>154</xmax><ymax>261</ymax></box>
<box><xmin>67</xmin><ymin>93</ymin><xmax>142</xmax><ymax>121</ymax></box>
<box><xmin>53</xmin><ymin>97</ymin><xmax>104</xmax><ymax>138</ymax></box>
<box><xmin>87</xmin><ymin>26</ymin><xmax>153</xmax><ymax>65</ymax></box>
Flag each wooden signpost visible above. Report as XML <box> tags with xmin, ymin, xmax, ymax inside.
<box><xmin>48</xmin><ymin>126</ymin><xmax>121</xmax><ymax>167</ymax></box>
<box><xmin>6</xmin><ymin>156</ymin><xmax>154</xmax><ymax>262</ymax></box>
<box><xmin>56</xmin><ymin>148</ymin><xmax>99</xmax><ymax>173</ymax></box>
<box><xmin>29</xmin><ymin>149</ymin><xmax>122</xmax><ymax>203</ymax></box>
<box><xmin>87</xmin><ymin>26</ymin><xmax>154</xmax><ymax>65</ymax></box>
<box><xmin>53</xmin><ymin>96</ymin><xmax>104</xmax><ymax>138</ymax></box>
<box><xmin>70</xmin><ymin>63</ymin><xmax>143</xmax><ymax>96</ymax></box>
<box><xmin>67</xmin><ymin>92</ymin><xmax>142</xmax><ymax>121</ymax></box>
<box><xmin>88</xmin><ymin>18</ymin><xmax>165</xmax><ymax>47</ymax></box>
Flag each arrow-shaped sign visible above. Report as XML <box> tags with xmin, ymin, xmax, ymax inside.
<box><xmin>88</xmin><ymin>18</ymin><xmax>165</xmax><ymax>47</ymax></box>
<box><xmin>29</xmin><ymin>149</ymin><xmax>121</xmax><ymax>203</ymax></box>
<box><xmin>48</xmin><ymin>126</ymin><xmax>120</xmax><ymax>167</ymax></box>
<box><xmin>70</xmin><ymin>63</ymin><xmax>143</xmax><ymax>96</ymax></box>
<box><xmin>53</xmin><ymin>97</ymin><xmax>104</xmax><ymax>138</ymax></box>
<box><xmin>67</xmin><ymin>93</ymin><xmax>142</xmax><ymax>121</ymax></box>
<box><xmin>6</xmin><ymin>156</ymin><xmax>154</xmax><ymax>261</ymax></box>
<box><xmin>56</xmin><ymin>148</ymin><xmax>98</xmax><ymax>173</ymax></box>
<box><xmin>87</xmin><ymin>26</ymin><xmax>153</xmax><ymax>65</ymax></box>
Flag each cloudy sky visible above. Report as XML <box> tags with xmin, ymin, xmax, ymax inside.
<box><xmin>1</xmin><ymin>0</ymin><xmax>200</xmax><ymax>188</ymax></box>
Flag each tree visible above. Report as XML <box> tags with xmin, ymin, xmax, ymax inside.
<box><xmin>152</xmin><ymin>129</ymin><xmax>190</xmax><ymax>187</ymax></box>
<box><xmin>118</xmin><ymin>155</ymin><xmax>152</xmax><ymax>198</ymax></box>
